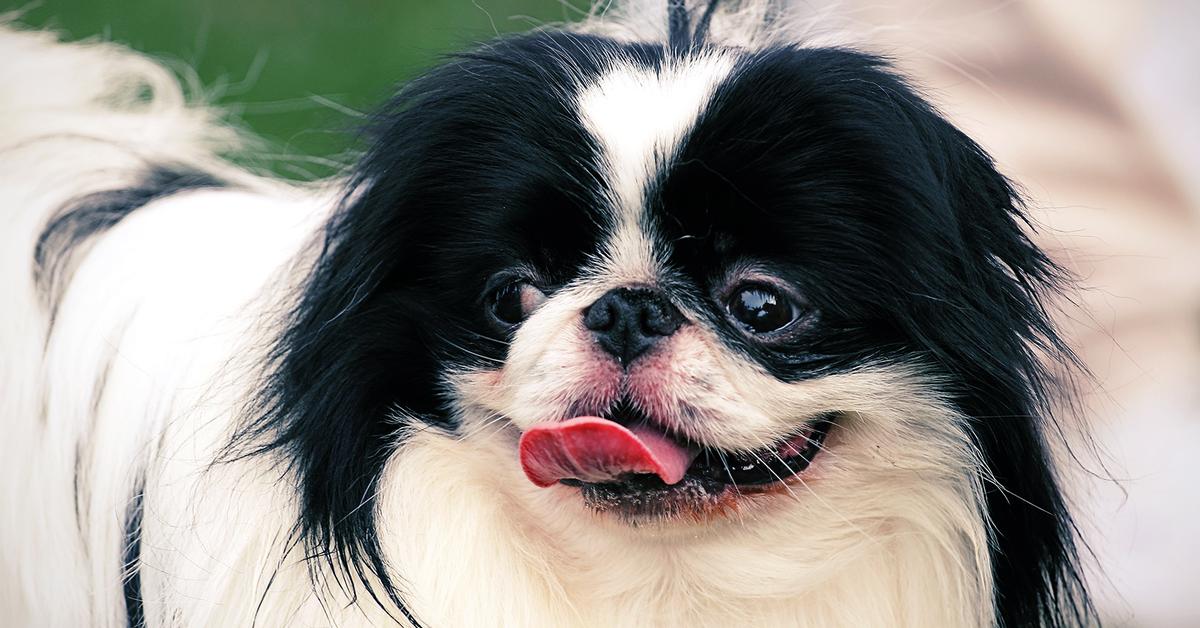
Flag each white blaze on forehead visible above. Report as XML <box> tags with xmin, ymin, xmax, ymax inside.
<box><xmin>576</xmin><ymin>53</ymin><xmax>735</xmax><ymax>284</ymax></box>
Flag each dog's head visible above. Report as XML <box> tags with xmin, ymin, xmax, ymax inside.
<box><xmin>243</xmin><ymin>8</ymin><xmax>1090</xmax><ymax>627</ymax></box>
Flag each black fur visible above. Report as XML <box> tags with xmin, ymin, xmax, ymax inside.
<box><xmin>33</xmin><ymin>166</ymin><xmax>225</xmax><ymax>323</ymax></box>
<box><xmin>667</xmin><ymin>0</ymin><xmax>691</xmax><ymax>51</ymax></box>
<box><xmin>122</xmin><ymin>475</ymin><xmax>146</xmax><ymax>628</ymax></box>
<box><xmin>232</xmin><ymin>32</ymin><xmax>628</xmax><ymax>625</ymax></box>
<box><xmin>667</xmin><ymin>0</ymin><xmax>722</xmax><ymax>51</ymax></box>
<box><xmin>232</xmin><ymin>29</ymin><xmax>1091</xmax><ymax>628</ymax></box>
<box><xmin>658</xmin><ymin>46</ymin><xmax>1094</xmax><ymax>628</ymax></box>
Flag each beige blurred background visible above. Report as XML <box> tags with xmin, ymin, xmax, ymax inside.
<box><xmin>817</xmin><ymin>1</ymin><xmax>1200</xmax><ymax>625</ymax></box>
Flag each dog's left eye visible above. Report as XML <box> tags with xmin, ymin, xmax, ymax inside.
<box><xmin>726</xmin><ymin>284</ymin><xmax>797</xmax><ymax>334</ymax></box>
<box><xmin>488</xmin><ymin>281</ymin><xmax>547</xmax><ymax>328</ymax></box>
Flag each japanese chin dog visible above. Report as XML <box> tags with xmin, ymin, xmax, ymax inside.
<box><xmin>0</xmin><ymin>1</ymin><xmax>1095</xmax><ymax>626</ymax></box>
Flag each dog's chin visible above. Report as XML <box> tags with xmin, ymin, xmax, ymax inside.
<box><xmin>534</xmin><ymin>413</ymin><xmax>838</xmax><ymax>525</ymax></box>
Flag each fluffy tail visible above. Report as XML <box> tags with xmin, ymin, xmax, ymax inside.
<box><xmin>0</xmin><ymin>20</ymin><xmax>238</xmax><ymax>164</ymax></box>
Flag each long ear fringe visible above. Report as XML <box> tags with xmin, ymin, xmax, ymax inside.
<box><xmin>0</xmin><ymin>20</ymin><xmax>246</xmax><ymax>177</ymax></box>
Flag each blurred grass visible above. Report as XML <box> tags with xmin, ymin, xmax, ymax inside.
<box><xmin>13</xmin><ymin>0</ymin><xmax>590</xmax><ymax>178</ymax></box>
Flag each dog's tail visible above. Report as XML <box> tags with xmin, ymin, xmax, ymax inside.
<box><xmin>0</xmin><ymin>19</ymin><xmax>239</xmax><ymax>167</ymax></box>
<box><xmin>0</xmin><ymin>19</ymin><xmax>259</xmax><ymax>315</ymax></box>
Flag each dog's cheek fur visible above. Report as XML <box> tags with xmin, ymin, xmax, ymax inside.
<box><xmin>384</xmin><ymin>366</ymin><xmax>994</xmax><ymax>627</ymax></box>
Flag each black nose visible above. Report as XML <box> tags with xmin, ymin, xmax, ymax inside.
<box><xmin>583</xmin><ymin>288</ymin><xmax>684</xmax><ymax>366</ymax></box>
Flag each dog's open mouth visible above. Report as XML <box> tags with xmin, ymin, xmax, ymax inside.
<box><xmin>519</xmin><ymin>407</ymin><xmax>836</xmax><ymax>518</ymax></box>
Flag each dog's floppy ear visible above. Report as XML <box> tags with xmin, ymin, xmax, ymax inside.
<box><xmin>227</xmin><ymin>181</ymin><xmax>439</xmax><ymax>624</ymax></box>
<box><xmin>912</xmin><ymin>111</ymin><xmax>1095</xmax><ymax>627</ymax></box>
<box><xmin>840</xmin><ymin>58</ymin><xmax>1095</xmax><ymax>626</ymax></box>
<box><xmin>223</xmin><ymin>61</ymin><xmax>465</xmax><ymax>628</ymax></box>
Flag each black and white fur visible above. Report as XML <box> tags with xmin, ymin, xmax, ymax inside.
<box><xmin>0</xmin><ymin>1</ymin><xmax>1093</xmax><ymax>626</ymax></box>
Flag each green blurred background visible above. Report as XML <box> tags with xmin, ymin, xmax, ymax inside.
<box><xmin>13</xmin><ymin>0</ymin><xmax>588</xmax><ymax>178</ymax></box>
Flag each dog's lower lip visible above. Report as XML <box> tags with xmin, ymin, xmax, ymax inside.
<box><xmin>563</xmin><ymin>413</ymin><xmax>837</xmax><ymax>494</ymax></box>
<box><xmin>689</xmin><ymin>414</ymin><xmax>835</xmax><ymax>486</ymax></box>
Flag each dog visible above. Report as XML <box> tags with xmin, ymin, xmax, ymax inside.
<box><xmin>0</xmin><ymin>1</ymin><xmax>1094</xmax><ymax>626</ymax></box>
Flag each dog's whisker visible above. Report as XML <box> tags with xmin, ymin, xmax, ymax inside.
<box><xmin>752</xmin><ymin>436</ymin><xmax>877</xmax><ymax>546</ymax></box>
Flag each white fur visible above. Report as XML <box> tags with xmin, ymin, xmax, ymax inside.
<box><xmin>576</xmin><ymin>53</ymin><xmax>735</xmax><ymax>287</ymax></box>
<box><xmin>0</xmin><ymin>23</ymin><xmax>334</xmax><ymax>627</ymax></box>
<box><xmin>399</xmin><ymin>365</ymin><xmax>992</xmax><ymax>627</ymax></box>
<box><xmin>1</xmin><ymin>6</ymin><xmax>994</xmax><ymax>627</ymax></box>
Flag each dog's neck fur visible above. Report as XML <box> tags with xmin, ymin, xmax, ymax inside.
<box><xmin>129</xmin><ymin>399</ymin><xmax>990</xmax><ymax>628</ymax></box>
<box><xmin>368</xmin><ymin>420</ymin><xmax>993</xmax><ymax>627</ymax></box>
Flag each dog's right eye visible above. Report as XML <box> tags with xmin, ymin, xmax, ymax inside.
<box><xmin>488</xmin><ymin>281</ymin><xmax>546</xmax><ymax>328</ymax></box>
<box><xmin>726</xmin><ymin>283</ymin><xmax>798</xmax><ymax>335</ymax></box>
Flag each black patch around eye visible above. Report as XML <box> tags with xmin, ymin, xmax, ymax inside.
<box><xmin>648</xmin><ymin>47</ymin><xmax>948</xmax><ymax>379</ymax></box>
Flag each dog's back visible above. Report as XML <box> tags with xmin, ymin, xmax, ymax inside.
<box><xmin>0</xmin><ymin>25</ymin><xmax>331</xmax><ymax>625</ymax></box>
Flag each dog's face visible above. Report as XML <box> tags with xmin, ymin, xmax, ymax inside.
<box><xmin>434</xmin><ymin>45</ymin><xmax>955</xmax><ymax>521</ymax></box>
<box><xmin>308</xmin><ymin>35</ymin><xmax>1010</xmax><ymax>523</ymax></box>
<box><xmin>262</xmin><ymin>30</ymin><xmax>1084</xmax><ymax>625</ymax></box>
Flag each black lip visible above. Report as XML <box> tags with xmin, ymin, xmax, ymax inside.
<box><xmin>688</xmin><ymin>414</ymin><xmax>835</xmax><ymax>485</ymax></box>
<box><xmin>564</xmin><ymin>413</ymin><xmax>838</xmax><ymax>498</ymax></box>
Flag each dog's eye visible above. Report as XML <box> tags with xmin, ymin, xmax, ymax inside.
<box><xmin>489</xmin><ymin>281</ymin><xmax>546</xmax><ymax>327</ymax></box>
<box><xmin>726</xmin><ymin>284</ymin><xmax>796</xmax><ymax>334</ymax></box>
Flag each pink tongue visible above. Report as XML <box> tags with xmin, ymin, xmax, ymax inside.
<box><xmin>519</xmin><ymin>417</ymin><xmax>700</xmax><ymax>488</ymax></box>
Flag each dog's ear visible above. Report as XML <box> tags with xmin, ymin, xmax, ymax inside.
<box><xmin>223</xmin><ymin>55</ymin><xmax>466</xmax><ymax>628</ymax></box>
<box><xmin>848</xmin><ymin>62</ymin><xmax>1095</xmax><ymax>627</ymax></box>
<box><xmin>226</xmin><ymin>178</ymin><xmax>440</xmax><ymax>624</ymax></box>
<box><xmin>911</xmin><ymin>106</ymin><xmax>1095</xmax><ymax>628</ymax></box>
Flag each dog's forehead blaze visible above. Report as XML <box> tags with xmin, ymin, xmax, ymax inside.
<box><xmin>574</xmin><ymin>53</ymin><xmax>736</xmax><ymax>286</ymax></box>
